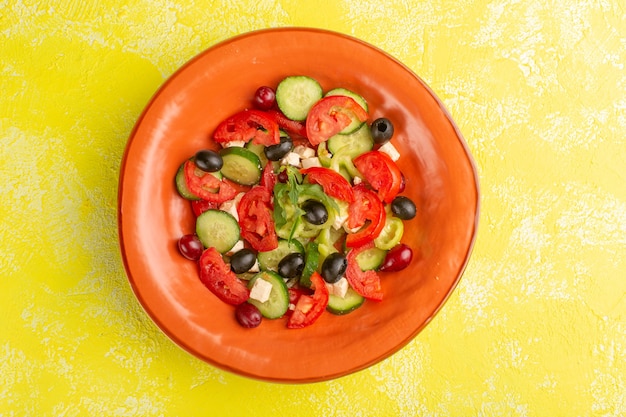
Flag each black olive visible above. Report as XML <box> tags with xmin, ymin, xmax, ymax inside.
<box><xmin>390</xmin><ymin>196</ymin><xmax>417</xmax><ymax>220</ymax></box>
<box><xmin>229</xmin><ymin>248</ymin><xmax>257</xmax><ymax>274</ymax></box>
<box><xmin>277</xmin><ymin>252</ymin><xmax>305</xmax><ymax>278</ymax></box>
<box><xmin>301</xmin><ymin>200</ymin><xmax>328</xmax><ymax>225</ymax></box>
<box><xmin>194</xmin><ymin>149</ymin><xmax>223</xmax><ymax>172</ymax></box>
<box><xmin>264</xmin><ymin>135</ymin><xmax>293</xmax><ymax>161</ymax></box>
<box><xmin>370</xmin><ymin>118</ymin><xmax>394</xmax><ymax>144</ymax></box>
<box><xmin>321</xmin><ymin>252</ymin><xmax>347</xmax><ymax>283</ymax></box>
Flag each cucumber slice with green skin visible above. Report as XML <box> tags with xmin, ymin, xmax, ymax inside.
<box><xmin>219</xmin><ymin>146</ymin><xmax>262</xmax><ymax>185</ymax></box>
<box><xmin>325</xmin><ymin>87</ymin><xmax>368</xmax><ymax>112</ymax></box>
<box><xmin>355</xmin><ymin>246</ymin><xmax>387</xmax><ymax>271</ymax></box>
<box><xmin>247</xmin><ymin>271</ymin><xmax>290</xmax><ymax>319</ymax></box>
<box><xmin>244</xmin><ymin>141</ymin><xmax>269</xmax><ymax>167</ymax></box>
<box><xmin>276</xmin><ymin>75</ymin><xmax>323</xmax><ymax>121</ymax></box>
<box><xmin>175</xmin><ymin>161</ymin><xmax>223</xmax><ymax>200</ymax></box>
<box><xmin>327</xmin><ymin>123</ymin><xmax>374</xmax><ymax>157</ymax></box>
<box><xmin>257</xmin><ymin>239</ymin><xmax>305</xmax><ymax>272</ymax></box>
<box><xmin>327</xmin><ymin>287</ymin><xmax>365</xmax><ymax>315</ymax></box>
<box><xmin>195</xmin><ymin>209</ymin><xmax>240</xmax><ymax>254</ymax></box>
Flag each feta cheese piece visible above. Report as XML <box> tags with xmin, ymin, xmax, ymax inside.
<box><xmin>280</xmin><ymin>151</ymin><xmax>301</xmax><ymax>167</ymax></box>
<box><xmin>248</xmin><ymin>259</ymin><xmax>260</xmax><ymax>273</ymax></box>
<box><xmin>223</xmin><ymin>140</ymin><xmax>246</xmax><ymax>148</ymax></box>
<box><xmin>332</xmin><ymin>200</ymin><xmax>350</xmax><ymax>230</ymax></box>
<box><xmin>226</xmin><ymin>240</ymin><xmax>245</xmax><ymax>256</ymax></box>
<box><xmin>352</xmin><ymin>176</ymin><xmax>363</xmax><ymax>185</ymax></box>
<box><xmin>301</xmin><ymin>157</ymin><xmax>322</xmax><ymax>169</ymax></box>
<box><xmin>293</xmin><ymin>145</ymin><xmax>316</xmax><ymax>159</ymax></box>
<box><xmin>249</xmin><ymin>278</ymin><xmax>272</xmax><ymax>303</ymax></box>
<box><xmin>325</xmin><ymin>277</ymin><xmax>349</xmax><ymax>298</ymax></box>
<box><xmin>378</xmin><ymin>141</ymin><xmax>400</xmax><ymax>161</ymax></box>
<box><xmin>219</xmin><ymin>192</ymin><xmax>245</xmax><ymax>220</ymax></box>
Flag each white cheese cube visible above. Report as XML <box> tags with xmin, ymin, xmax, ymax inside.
<box><xmin>280</xmin><ymin>151</ymin><xmax>301</xmax><ymax>167</ymax></box>
<box><xmin>378</xmin><ymin>141</ymin><xmax>400</xmax><ymax>161</ymax></box>
<box><xmin>332</xmin><ymin>200</ymin><xmax>349</xmax><ymax>230</ymax></box>
<box><xmin>219</xmin><ymin>192</ymin><xmax>245</xmax><ymax>220</ymax></box>
<box><xmin>352</xmin><ymin>176</ymin><xmax>363</xmax><ymax>185</ymax></box>
<box><xmin>332</xmin><ymin>213</ymin><xmax>348</xmax><ymax>230</ymax></box>
<box><xmin>248</xmin><ymin>259</ymin><xmax>260</xmax><ymax>273</ymax></box>
<box><xmin>226</xmin><ymin>240</ymin><xmax>245</xmax><ymax>256</ymax></box>
<box><xmin>293</xmin><ymin>145</ymin><xmax>316</xmax><ymax>159</ymax></box>
<box><xmin>326</xmin><ymin>277</ymin><xmax>349</xmax><ymax>298</ymax></box>
<box><xmin>301</xmin><ymin>157</ymin><xmax>322</xmax><ymax>169</ymax></box>
<box><xmin>249</xmin><ymin>278</ymin><xmax>272</xmax><ymax>303</ymax></box>
<box><xmin>223</xmin><ymin>140</ymin><xmax>246</xmax><ymax>148</ymax></box>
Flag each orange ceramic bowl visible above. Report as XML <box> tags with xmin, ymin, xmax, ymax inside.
<box><xmin>118</xmin><ymin>28</ymin><xmax>479</xmax><ymax>383</ymax></box>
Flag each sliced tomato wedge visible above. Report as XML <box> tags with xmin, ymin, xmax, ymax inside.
<box><xmin>345</xmin><ymin>184</ymin><xmax>386</xmax><ymax>248</ymax></box>
<box><xmin>306</xmin><ymin>96</ymin><xmax>368</xmax><ymax>145</ymax></box>
<box><xmin>346</xmin><ymin>242</ymin><xmax>383</xmax><ymax>301</ymax></box>
<box><xmin>287</xmin><ymin>272</ymin><xmax>329</xmax><ymax>329</ymax></box>
<box><xmin>259</xmin><ymin>161</ymin><xmax>276</xmax><ymax>192</ymax></box>
<box><xmin>237</xmin><ymin>185</ymin><xmax>278</xmax><ymax>252</ymax></box>
<box><xmin>266</xmin><ymin>109</ymin><xmax>308</xmax><ymax>138</ymax></box>
<box><xmin>213</xmin><ymin>109</ymin><xmax>280</xmax><ymax>146</ymax></box>
<box><xmin>353</xmin><ymin>150</ymin><xmax>403</xmax><ymax>204</ymax></box>
<box><xmin>183</xmin><ymin>160</ymin><xmax>238</xmax><ymax>203</ymax></box>
<box><xmin>190</xmin><ymin>199</ymin><xmax>219</xmax><ymax>217</ymax></box>
<box><xmin>198</xmin><ymin>247</ymin><xmax>250</xmax><ymax>305</ymax></box>
<box><xmin>301</xmin><ymin>166</ymin><xmax>354</xmax><ymax>202</ymax></box>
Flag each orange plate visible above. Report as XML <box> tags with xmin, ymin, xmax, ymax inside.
<box><xmin>118</xmin><ymin>28</ymin><xmax>479</xmax><ymax>383</ymax></box>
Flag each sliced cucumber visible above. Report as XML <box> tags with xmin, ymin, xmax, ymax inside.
<box><xmin>219</xmin><ymin>146</ymin><xmax>262</xmax><ymax>185</ymax></box>
<box><xmin>327</xmin><ymin>123</ymin><xmax>374</xmax><ymax>157</ymax></box>
<box><xmin>244</xmin><ymin>141</ymin><xmax>269</xmax><ymax>167</ymax></box>
<box><xmin>247</xmin><ymin>271</ymin><xmax>290</xmax><ymax>319</ymax></box>
<box><xmin>195</xmin><ymin>209</ymin><xmax>240</xmax><ymax>254</ymax></box>
<box><xmin>327</xmin><ymin>287</ymin><xmax>365</xmax><ymax>315</ymax></box>
<box><xmin>175</xmin><ymin>162</ymin><xmax>200</xmax><ymax>200</ymax></box>
<box><xmin>300</xmin><ymin>241</ymin><xmax>320</xmax><ymax>288</ymax></box>
<box><xmin>325</xmin><ymin>87</ymin><xmax>368</xmax><ymax>112</ymax></box>
<box><xmin>257</xmin><ymin>239</ymin><xmax>305</xmax><ymax>272</ymax></box>
<box><xmin>355</xmin><ymin>246</ymin><xmax>387</xmax><ymax>271</ymax></box>
<box><xmin>276</xmin><ymin>75</ymin><xmax>323</xmax><ymax>121</ymax></box>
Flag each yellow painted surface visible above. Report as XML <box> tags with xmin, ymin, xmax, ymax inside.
<box><xmin>2</xmin><ymin>0</ymin><xmax>625</xmax><ymax>415</ymax></box>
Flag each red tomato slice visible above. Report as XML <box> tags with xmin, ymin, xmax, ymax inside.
<box><xmin>346</xmin><ymin>242</ymin><xmax>383</xmax><ymax>301</ymax></box>
<box><xmin>306</xmin><ymin>96</ymin><xmax>368</xmax><ymax>145</ymax></box>
<box><xmin>259</xmin><ymin>161</ymin><xmax>276</xmax><ymax>192</ymax></box>
<box><xmin>266</xmin><ymin>109</ymin><xmax>308</xmax><ymax>138</ymax></box>
<box><xmin>353</xmin><ymin>151</ymin><xmax>403</xmax><ymax>204</ymax></box>
<box><xmin>198</xmin><ymin>247</ymin><xmax>250</xmax><ymax>305</ymax></box>
<box><xmin>287</xmin><ymin>272</ymin><xmax>329</xmax><ymax>329</ymax></box>
<box><xmin>301</xmin><ymin>166</ymin><xmax>355</xmax><ymax>202</ymax></box>
<box><xmin>237</xmin><ymin>186</ymin><xmax>278</xmax><ymax>252</ymax></box>
<box><xmin>183</xmin><ymin>160</ymin><xmax>239</xmax><ymax>203</ymax></box>
<box><xmin>345</xmin><ymin>184</ymin><xmax>386</xmax><ymax>248</ymax></box>
<box><xmin>190</xmin><ymin>199</ymin><xmax>219</xmax><ymax>217</ymax></box>
<box><xmin>213</xmin><ymin>109</ymin><xmax>280</xmax><ymax>146</ymax></box>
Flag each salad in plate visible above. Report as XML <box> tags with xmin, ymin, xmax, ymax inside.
<box><xmin>174</xmin><ymin>75</ymin><xmax>417</xmax><ymax>329</ymax></box>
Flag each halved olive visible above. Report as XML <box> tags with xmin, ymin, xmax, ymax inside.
<box><xmin>370</xmin><ymin>118</ymin><xmax>394</xmax><ymax>144</ymax></box>
<box><xmin>390</xmin><ymin>196</ymin><xmax>417</xmax><ymax>220</ymax></box>
<box><xmin>301</xmin><ymin>200</ymin><xmax>328</xmax><ymax>225</ymax></box>
<box><xmin>321</xmin><ymin>252</ymin><xmax>347</xmax><ymax>283</ymax></box>
<box><xmin>277</xmin><ymin>252</ymin><xmax>305</xmax><ymax>278</ymax></box>
<box><xmin>230</xmin><ymin>248</ymin><xmax>257</xmax><ymax>274</ymax></box>
<box><xmin>194</xmin><ymin>149</ymin><xmax>223</xmax><ymax>172</ymax></box>
<box><xmin>264</xmin><ymin>135</ymin><xmax>293</xmax><ymax>161</ymax></box>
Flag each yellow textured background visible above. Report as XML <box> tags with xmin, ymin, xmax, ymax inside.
<box><xmin>2</xmin><ymin>0</ymin><xmax>625</xmax><ymax>415</ymax></box>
